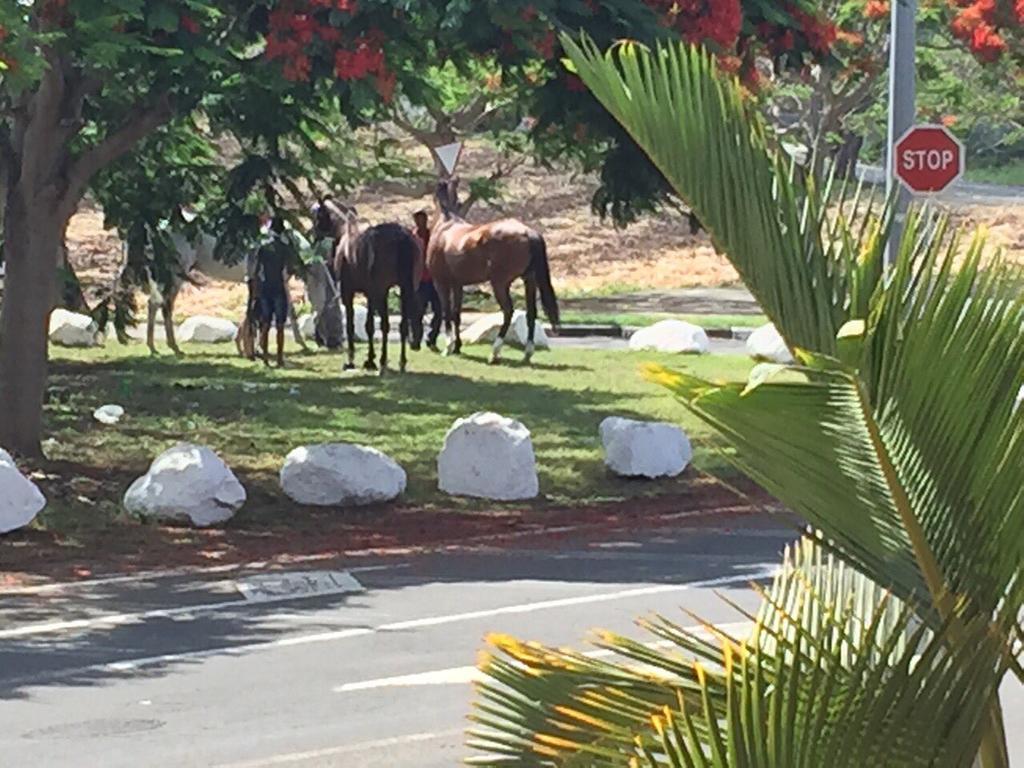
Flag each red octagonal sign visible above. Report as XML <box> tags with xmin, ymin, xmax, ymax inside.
<box><xmin>895</xmin><ymin>125</ymin><xmax>965</xmax><ymax>194</ymax></box>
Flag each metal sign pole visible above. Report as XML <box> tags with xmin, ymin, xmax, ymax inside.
<box><xmin>885</xmin><ymin>0</ymin><xmax>917</xmax><ymax>266</ymax></box>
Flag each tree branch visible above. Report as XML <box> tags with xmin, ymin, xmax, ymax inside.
<box><xmin>390</xmin><ymin>108</ymin><xmax>443</xmax><ymax>147</ymax></box>
<box><xmin>61</xmin><ymin>92</ymin><xmax>174</xmax><ymax>215</ymax></box>
<box><xmin>451</xmin><ymin>93</ymin><xmax>489</xmax><ymax>130</ymax></box>
<box><xmin>460</xmin><ymin>154</ymin><xmax>527</xmax><ymax>215</ymax></box>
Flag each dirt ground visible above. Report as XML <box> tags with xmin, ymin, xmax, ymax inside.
<box><xmin>65</xmin><ymin>143</ymin><xmax>1024</xmax><ymax>320</ymax></box>
<box><xmin>0</xmin><ymin>478</ymin><xmax>779</xmax><ymax>586</ymax></box>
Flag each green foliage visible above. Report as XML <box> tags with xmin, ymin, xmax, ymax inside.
<box><xmin>468</xmin><ymin>36</ymin><xmax>1021</xmax><ymax>767</ymax></box>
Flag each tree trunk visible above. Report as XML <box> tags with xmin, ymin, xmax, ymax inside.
<box><xmin>0</xmin><ymin>185</ymin><xmax>64</xmax><ymax>458</ymax></box>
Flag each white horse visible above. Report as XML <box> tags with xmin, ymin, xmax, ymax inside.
<box><xmin>145</xmin><ymin>227</ymin><xmax>313</xmax><ymax>356</ymax></box>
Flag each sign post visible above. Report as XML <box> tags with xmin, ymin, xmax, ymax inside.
<box><xmin>885</xmin><ymin>0</ymin><xmax>917</xmax><ymax>265</ymax></box>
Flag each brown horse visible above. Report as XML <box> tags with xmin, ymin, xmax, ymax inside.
<box><xmin>428</xmin><ymin>178</ymin><xmax>559</xmax><ymax>364</ymax></box>
<box><xmin>315</xmin><ymin>198</ymin><xmax>423</xmax><ymax>373</ymax></box>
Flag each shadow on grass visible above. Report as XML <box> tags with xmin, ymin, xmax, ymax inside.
<box><xmin>40</xmin><ymin>348</ymin><xmax>730</xmax><ymax>530</ymax></box>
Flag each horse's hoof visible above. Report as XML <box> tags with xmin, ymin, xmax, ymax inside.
<box><xmin>378</xmin><ymin>366</ymin><xmax>388</xmax><ymax>378</ymax></box>
<box><xmin>363</xmin><ymin>361</ymin><xmax>377</xmax><ymax>371</ymax></box>
<box><xmin>488</xmin><ymin>355</ymin><xmax>501</xmax><ymax>366</ymax></box>
<box><xmin>173</xmin><ymin>350</ymin><xmax>185</xmax><ymax>359</ymax></box>
<box><xmin>343</xmin><ymin>362</ymin><xmax>356</xmax><ymax>371</ymax></box>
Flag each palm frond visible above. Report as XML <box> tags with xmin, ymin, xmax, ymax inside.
<box><xmin>470</xmin><ymin>539</ymin><xmax>1004</xmax><ymax>767</ymax></box>
<box><xmin>561</xmin><ymin>36</ymin><xmax>895</xmax><ymax>356</ymax></box>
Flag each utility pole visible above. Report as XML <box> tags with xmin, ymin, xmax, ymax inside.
<box><xmin>885</xmin><ymin>0</ymin><xmax>917</xmax><ymax>265</ymax></box>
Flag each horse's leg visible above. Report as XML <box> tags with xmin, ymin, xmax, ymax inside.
<box><xmin>490</xmin><ymin>280</ymin><xmax>514</xmax><ymax>365</ymax></box>
<box><xmin>377</xmin><ymin>292</ymin><xmax>390</xmax><ymax>374</ymax></box>
<box><xmin>146</xmin><ymin>297</ymin><xmax>159</xmax><ymax>355</ymax></box>
<box><xmin>451</xmin><ymin>285</ymin><xmax>464</xmax><ymax>356</ymax></box>
<box><xmin>343</xmin><ymin>291</ymin><xmax>357</xmax><ymax>370</ymax></box>
<box><xmin>163</xmin><ymin>290</ymin><xmax>183</xmax><ymax>357</ymax></box>
<box><xmin>523</xmin><ymin>274</ymin><xmax>539</xmax><ymax>365</ymax></box>
<box><xmin>364</xmin><ymin>298</ymin><xmax>377</xmax><ymax>371</ymax></box>
<box><xmin>288</xmin><ymin>297</ymin><xmax>310</xmax><ymax>352</ymax></box>
<box><xmin>439</xmin><ymin>282</ymin><xmax>456</xmax><ymax>357</ymax></box>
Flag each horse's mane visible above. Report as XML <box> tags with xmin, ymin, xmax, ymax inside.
<box><xmin>317</xmin><ymin>197</ymin><xmax>354</xmax><ymax>226</ymax></box>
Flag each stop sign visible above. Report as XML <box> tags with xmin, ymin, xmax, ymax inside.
<box><xmin>895</xmin><ymin>125</ymin><xmax>965</xmax><ymax>194</ymax></box>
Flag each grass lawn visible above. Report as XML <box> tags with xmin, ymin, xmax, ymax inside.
<box><xmin>965</xmin><ymin>163</ymin><xmax>1024</xmax><ymax>187</ymax></box>
<box><xmin>37</xmin><ymin>342</ymin><xmax>756</xmax><ymax>538</ymax></box>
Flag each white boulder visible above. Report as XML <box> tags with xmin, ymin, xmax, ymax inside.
<box><xmin>93</xmin><ymin>404</ymin><xmax>125</xmax><ymax>425</ymax></box>
<box><xmin>600</xmin><ymin>417</ymin><xmax>692</xmax><ymax>479</ymax></box>
<box><xmin>747</xmin><ymin>323</ymin><xmax>794</xmax><ymax>364</ymax></box>
<box><xmin>437</xmin><ymin>412</ymin><xmax>539</xmax><ymax>500</ymax></box>
<box><xmin>462</xmin><ymin>310</ymin><xmax>550</xmax><ymax>350</ymax></box>
<box><xmin>298</xmin><ymin>313</ymin><xmax>317</xmax><ymax>338</ymax></box>
<box><xmin>0</xmin><ymin>449</ymin><xmax>46</xmax><ymax>534</ymax></box>
<box><xmin>344</xmin><ymin>305</ymin><xmax>370</xmax><ymax>342</ymax></box>
<box><xmin>177</xmin><ymin>316</ymin><xmax>238</xmax><ymax>344</ymax></box>
<box><xmin>280</xmin><ymin>444</ymin><xmax>406</xmax><ymax>507</ymax></box>
<box><xmin>628</xmin><ymin>320</ymin><xmax>709</xmax><ymax>355</ymax></box>
<box><xmin>49</xmin><ymin>309</ymin><xmax>103</xmax><ymax>348</ymax></box>
<box><xmin>123</xmin><ymin>443</ymin><xmax>246</xmax><ymax>527</ymax></box>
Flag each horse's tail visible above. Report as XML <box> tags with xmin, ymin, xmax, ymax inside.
<box><xmin>396</xmin><ymin>231</ymin><xmax>421</xmax><ymax>328</ymax></box>
<box><xmin>527</xmin><ymin>233</ymin><xmax>560</xmax><ymax>331</ymax></box>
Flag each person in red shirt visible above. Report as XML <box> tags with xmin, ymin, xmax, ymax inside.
<box><xmin>412</xmin><ymin>209</ymin><xmax>442</xmax><ymax>350</ymax></box>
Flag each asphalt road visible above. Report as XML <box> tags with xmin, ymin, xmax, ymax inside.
<box><xmin>1</xmin><ymin>519</ymin><xmax>1020</xmax><ymax>767</ymax></box>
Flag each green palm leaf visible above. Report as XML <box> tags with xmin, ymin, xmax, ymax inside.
<box><xmin>561</xmin><ymin>36</ymin><xmax>894</xmax><ymax>356</ymax></box>
<box><xmin>549</xmin><ymin>34</ymin><xmax>1022</xmax><ymax>763</ymax></box>
<box><xmin>469</xmin><ymin>539</ymin><xmax>1007</xmax><ymax>767</ymax></box>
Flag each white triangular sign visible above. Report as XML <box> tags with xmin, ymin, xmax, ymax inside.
<box><xmin>435</xmin><ymin>142</ymin><xmax>463</xmax><ymax>176</ymax></box>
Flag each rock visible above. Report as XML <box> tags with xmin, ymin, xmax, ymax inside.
<box><xmin>0</xmin><ymin>449</ymin><xmax>46</xmax><ymax>534</ymax></box>
<box><xmin>600</xmin><ymin>417</ymin><xmax>692</xmax><ymax>479</ymax></box>
<box><xmin>177</xmin><ymin>316</ymin><xmax>238</xmax><ymax>344</ymax></box>
<box><xmin>93</xmin><ymin>404</ymin><xmax>125</xmax><ymax>425</ymax></box>
<box><xmin>344</xmin><ymin>305</ymin><xmax>370</xmax><ymax>342</ymax></box>
<box><xmin>123</xmin><ymin>443</ymin><xmax>246</xmax><ymax>527</ymax></box>
<box><xmin>437</xmin><ymin>412</ymin><xmax>539</xmax><ymax>500</ymax></box>
<box><xmin>298</xmin><ymin>313</ymin><xmax>317</xmax><ymax>338</ymax></box>
<box><xmin>628</xmin><ymin>320</ymin><xmax>709</xmax><ymax>355</ymax></box>
<box><xmin>462</xmin><ymin>310</ymin><xmax>550</xmax><ymax>350</ymax></box>
<box><xmin>280</xmin><ymin>444</ymin><xmax>406</xmax><ymax>506</ymax></box>
<box><xmin>747</xmin><ymin>323</ymin><xmax>794</xmax><ymax>364</ymax></box>
<box><xmin>49</xmin><ymin>309</ymin><xmax>103</xmax><ymax>348</ymax></box>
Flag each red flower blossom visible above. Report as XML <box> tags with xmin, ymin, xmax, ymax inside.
<box><xmin>534</xmin><ymin>30</ymin><xmax>557</xmax><ymax>59</ymax></box>
<box><xmin>864</xmin><ymin>0</ymin><xmax>889</xmax><ymax>20</ymax></box>
<box><xmin>376</xmin><ymin>67</ymin><xmax>397</xmax><ymax>102</ymax></box>
<box><xmin>179</xmin><ymin>14</ymin><xmax>200</xmax><ymax>34</ymax></box>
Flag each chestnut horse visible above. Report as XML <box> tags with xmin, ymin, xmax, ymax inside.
<box><xmin>315</xmin><ymin>198</ymin><xmax>423</xmax><ymax>373</ymax></box>
<box><xmin>428</xmin><ymin>178</ymin><xmax>559</xmax><ymax>364</ymax></box>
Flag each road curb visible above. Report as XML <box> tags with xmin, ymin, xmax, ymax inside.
<box><xmin>551</xmin><ymin>324</ymin><xmax>754</xmax><ymax>341</ymax></box>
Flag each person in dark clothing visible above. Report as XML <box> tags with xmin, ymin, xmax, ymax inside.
<box><xmin>255</xmin><ymin>218</ymin><xmax>291</xmax><ymax>367</ymax></box>
<box><xmin>412</xmin><ymin>209</ymin><xmax>442</xmax><ymax>350</ymax></box>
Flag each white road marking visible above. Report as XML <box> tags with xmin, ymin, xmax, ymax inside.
<box><xmin>2</xmin><ymin>569</ymin><xmax>775</xmax><ymax>683</ymax></box>
<box><xmin>333</xmin><ymin>621</ymin><xmax>753</xmax><ymax>693</ymax></box>
<box><xmin>214</xmin><ymin>729</ymin><xmax>463</xmax><ymax>768</ymax></box>
<box><xmin>235</xmin><ymin>570</ymin><xmax>364</xmax><ymax>603</ymax></box>
<box><xmin>0</xmin><ymin>573</ymin><xmax>365</xmax><ymax>639</ymax></box>
<box><xmin>337</xmin><ymin>666</ymin><xmax>484</xmax><ymax>691</ymax></box>
<box><xmin>0</xmin><ymin>562</ymin><xmax>401</xmax><ymax>595</ymax></box>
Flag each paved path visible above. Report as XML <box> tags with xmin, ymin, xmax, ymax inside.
<box><xmin>0</xmin><ymin>519</ymin><xmax>783</xmax><ymax>767</ymax></box>
<box><xmin>1</xmin><ymin>518</ymin><xmax>1020</xmax><ymax>767</ymax></box>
